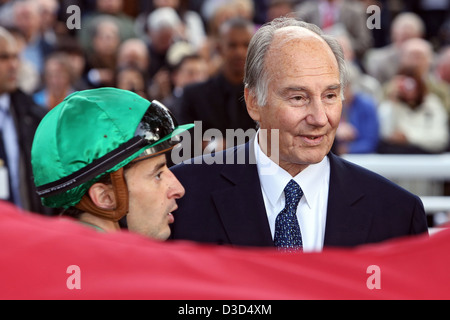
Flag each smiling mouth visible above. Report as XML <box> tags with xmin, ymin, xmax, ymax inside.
<box><xmin>304</xmin><ymin>134</ymin><xmax>324</xmax><ymax>140</ymax></box>
<box><xmin>299</xmin><ymin>134</ymin><xmax>325</xmax><ymax>145</ymax></box>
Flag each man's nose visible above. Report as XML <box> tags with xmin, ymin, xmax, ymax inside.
<box><xmin>168</xmin><ymin>171</ymin><xmax>185</xmax><ymax>200</ymax></box>
<box><xmin>306</xmin><ymin>99</ymin><xmax>328</xmax><ymax>127</ymax></box>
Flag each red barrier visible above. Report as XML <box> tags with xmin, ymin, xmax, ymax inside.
<box><xmin>0</xmin><ymin>201</ymin><xmax>448</xmax><ymax>300</ymax></box>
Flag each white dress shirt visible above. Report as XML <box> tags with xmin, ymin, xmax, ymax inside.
<box><xmin>254</xmin><ymin>132</ymin><xmax>330</xmax><ymax>252</ymax></box>
<box><xmin>0</xmin><ymin>93</ymin><xmax>21</xmax><ymax>206</ymax></box>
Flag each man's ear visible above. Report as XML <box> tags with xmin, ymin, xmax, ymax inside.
<box><xmin>88</xmin><ymin>183</ymin><xmax>116</xmax><ymax>210</ymax></box>
<box><xmin>244</xmin><ymin>87</ymin><xmax>261</xmax><ymax>122</ymax></box>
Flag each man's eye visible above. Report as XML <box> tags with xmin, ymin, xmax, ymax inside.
<box><xmin>291</xmin><ymin>96</ymin><xmax>307</xmax><ymax>103</ymax></box>
<box><xmin>325</xmin><ymin>93</ymin><xmax>338</xmax><ymax>100</ymax></box>
<box><xmin>290</xmin><ymin>95</ymin><xmax>308</xmax><ymax>105</ymax></box>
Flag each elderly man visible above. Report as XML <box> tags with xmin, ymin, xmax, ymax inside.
<box><xmin>170</xmin><ymin>17</ymin><xmax>428</xmax><ymax>251</ymax></box>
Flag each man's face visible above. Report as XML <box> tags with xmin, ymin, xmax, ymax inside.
<box><xmin>219</xmin><ymin>27</ymin><xmax>253</xmax><ymax>77</ymax></box>
<box><xmin>247</xmin><ymin>27</ymin><xmax>342</xmax><ymax>176</ymax></box>
<box><xmin>174</xmin><ymin>58</ymin><xmax>209</xmax><ymax>89</ymax></box>
<box><xmin>0</xmin><ymin>37</ymin><xmax>19</xmax><ymax>94</ymax></box>
<box><xmin>125</xmin><ymin>154</ymin><xmax>185</xmax><ymax>240</ymax></box>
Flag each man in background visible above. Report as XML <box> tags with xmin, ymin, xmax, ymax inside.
<box><xmin>0</xmin><ymin>26</ymin><xmax>50</xmax><ymax>214</ymax></box>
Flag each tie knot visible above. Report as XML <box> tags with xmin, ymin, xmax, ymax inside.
<box><xmin>284</xmin><ymin>180</ymin><xmax>302</xmax><ymax>207</ymax></box>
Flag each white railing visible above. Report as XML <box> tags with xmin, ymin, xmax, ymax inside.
<box><xmin>342</xmin><ymin>153</ymin><xmax>450</xmax><ymax>180</ymax></box>
<box><xmin>342</xmin><ymin>153</ymin><xmax>450</xmax><ymax>217</ymax></box>
<box><xmin>420</xmin><ymin>196</ymin><xmax>450</xmax><ymax>213</ymax></box>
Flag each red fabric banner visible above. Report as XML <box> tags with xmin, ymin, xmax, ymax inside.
<box><xmin>0</xmin><ymin>201</ymin><xmax>448</xmax><ymax>300</ymax></box>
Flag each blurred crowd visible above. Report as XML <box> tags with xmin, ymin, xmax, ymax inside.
<box><xmin>1</xmin><ymin>0</ymin><xmax>450</xmax><ymax>154</ymax></box>
<box><xmin>2</xmin><ymin>0</ymin><xmax>450</xmax><ymax>214</ymax></box>
<box><xmin>1</xmin><ymin>0</ymin><xmax>450</xmax><ymax>155</ymax></box>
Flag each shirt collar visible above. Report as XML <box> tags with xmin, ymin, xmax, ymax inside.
<box><xmin>254</xmin><ymin>130</ymin><xmax>330</xmax><ymax>209</ymax></box>
<box><xmin>0</xmin><ymin>94</ymin><xmax>10</xmax><ymax>113</ymax></box>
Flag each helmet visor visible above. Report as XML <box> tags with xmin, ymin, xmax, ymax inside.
<box><xmin>36</xmin><ymin>100</ymin><xmax>194</xmax><ymax>198</ymax></box>
<box><xmin>133</xmin><ymin>100</ymin><xmax>193</xmax><ymax>158</ymax></box>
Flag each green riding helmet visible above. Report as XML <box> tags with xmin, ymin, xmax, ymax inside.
<box><xmin>31</xmin><ymin>87</ymin><xmax>194</xmax><ymax>211</ymax></box>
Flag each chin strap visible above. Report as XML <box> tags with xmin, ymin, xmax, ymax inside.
<box><xmin>75</xmin><ymin>167</ymin><xmax>129</xmax><ymax>222</ymax></box>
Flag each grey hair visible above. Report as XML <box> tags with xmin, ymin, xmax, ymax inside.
<box><xmin>244</xmin><ymin>17</ymin><xmax>347</xmax><ymax>106</ymax></box>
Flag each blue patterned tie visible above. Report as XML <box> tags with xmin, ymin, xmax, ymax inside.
<box><xmin>274</xmin><ymin>180</ymin><xmax>303</xmax><ymax>250</ymax></box>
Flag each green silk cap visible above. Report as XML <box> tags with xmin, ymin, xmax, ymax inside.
<box><xmin>31</xmin><ymin>87</ymin><xmax>193</xmax><ymax>208</ymax></box>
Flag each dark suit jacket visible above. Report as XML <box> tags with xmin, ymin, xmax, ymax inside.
<box><xmin>177</xmin><ymin>72</ymin><xmax>256</xmax><ymax>134</ymax></box>
<box><xmin>170</xmin><ymin>139</ymin><xmax>428</xmax><ymax>248</ymax></box>
<box><xmin>9</xmin><ymin>90</ymin><xmax>55</xmax><ymax>215</ymax></box>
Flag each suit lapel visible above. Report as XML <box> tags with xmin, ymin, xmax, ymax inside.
<box><xmin>211</xmin><ymin>140</ymin><xmax>274</xmax><ymax>247</ymax></box>
<box><xmin>324</xmin><ymin>153</ymin><xmax>372</xmax><ymax>247</ymax></box>
<box><xmin>208</xmin><ymin>147</ymin><xmax>373</xmax><ymax>247</ymax></box>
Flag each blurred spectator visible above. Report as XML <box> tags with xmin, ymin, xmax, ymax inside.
<box><xmin>202</xmin><ymin>0</ymin><xmax>255</xmax><ymax>23</ymax></box>
<box><xmin>163</xmin><ymin>52</ymin><xmax>209</xmax><ymax>118</ymax></box>
<box><xmin>266</xmin><ymin>0</ymin><xmax>296</xmax><ymax>22</ymax></box>
<box><xmin>55</xmin><ymin>37</ymin><xmax>90</xmax><ymax>91</ymax></box>
<box><xmin>434</xmin><ymin>46</ymin><xmax>450</xmax><ymax>85</ymax></box>
<box><xmin>337</xmin><ymin>33</ymin><xmax>382</xmax><ymax>103</ymax></box>
<box><xmin>378</xmin><ymin>67</ymin><xmax>449</xmax><ymax>154</ymax></box>
<box><xmin>114</xmin><ymin>65</ymin><xmax>149</xmax><ymax>99</ymax></box>
<box><xmin>33</xmin><ymin>52</ymin><xmax>75</xmax><ymax>110</ymax></box>
<box><xmin>152</xmin><ymin>0</ymin><xmax>206</xmax><ymax>50</ymax></box>
<box><xmin>296</xmin><ymin>0</ymin><xmax>373</xmax><ymax>61</ymax></box>
<box><xmin>36</xmin><ymin>0</ymin><xmax>59</xmax><ymax>48</ymax></box>
<box><xmin>146</xmin><ymin>7</ymin><xmax>185</xmax><ymax>77</ymax></box>
<box><xmin>0</xmin><ymin>0</ymin><xmax>16</xmax><ymax>28</ymax></box>
<box><xmin>386</xmin><ymin>37</ymin><xmax>450</xmax><ymax>118</ymax></box>
<box><xmin>330</xmin><ymin>31</ymin><xmax>381</xmax><ymax>154</ymax></box>
<box><xmin>231</xmin><ymin>0</ymin><xmax>255</xmax><ymax>22</ymax></box>
<box><xmin>77</xmin><ymin>0</ymin><xmax>135</xmax><ymax>52</ymax></box>
<box><xmin>116</xmin><ymin>37</ymin><xmax>150</xmax><ymax>95</ymax></box>
<box><xmin>364</xmin><ymin>12</ymin><xmax>425</xmax><ymax>84</ymax></box>
<box><xmin>146</xmin><ymin>7</ymin><xmax>186</xmax><ymax>101</ymax></box>
<box><xmin>335</xmin><ymin>64</ymin><xmax>379</xmax><ymax>155</ymax></box>
<box><xmin>433</xmin><ymin>45</ymin><xmax>450</xmax><ymax>150</ymax></box>
<box><xmin>0</xmin><ymin>26</ymin><xmax>51</xmax><ymax>214</ymax></box>
<box><xmin>165</xmin><ymin>40</ymin><xmax>196</xmax><ymax>68</ymax></box>
<box><xmin>198</xmin><ymin>3</ymin><xmax>240</xmax><ymax>76</ymax></box>
<box><xmin>199</xmin><ymin>0</ymin><xmax>258</xmax><ymax>77</ymax></box>
<box><xmin>116</xmin><ymin>37</ymin><xmax>150</xmax><ymax>74</ymax></box>
<box><xmin>85</xmin><ymin>17</ymin><xmax>121</xmax><ymax>88</ymax></box>
<box><xmin>406</xmin><ymin>0</ymin><xmax>450</xmax><ymax>47</ymax></box>
<box><xmin>433</xmin><ymin>46</ymin><xmax>450</xmax><ymax>115</ymax></box>
<box><xmin>438</xmin><ymin>15</ymin><xmax>450</xmax><ymax>47</ymax></box>
<box><xmin>6</xmin><ymin>26</ymin><xmax>40</xmax><ymax>94</ymax></box>
<box><xmin>13</xmin><ymin>0</ymin><xmax>54</xmax><ymax>74</ymax></box>
<box><xmin>202</xmin><ymin>0</ymin><xmax>245</xmax><ymax>23</ymax></box>
<box><xmin>178</xmin><ymin>17</ymin><xmax>256</xmax><ymax>152</ymax></box>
